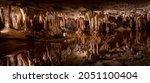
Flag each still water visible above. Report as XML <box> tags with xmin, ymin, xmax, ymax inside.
<box><xmin>1</xmin><ymin>31</ymin><xmax>150</xmax><ymax>66</ymax></box>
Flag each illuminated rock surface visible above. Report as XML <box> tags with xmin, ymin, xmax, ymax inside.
<box><xmin>0</xmin><ymin>0</ymin><xmax>150</xmax><ymax>66</ymax></box>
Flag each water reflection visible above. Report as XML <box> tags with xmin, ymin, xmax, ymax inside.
<box><xmin>1</xmin><ymin>31</ymin><xmax>150</xmax><ymax>66</ymax></box>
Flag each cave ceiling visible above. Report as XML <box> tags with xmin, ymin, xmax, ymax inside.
<box><xmin>0</xmin><ymin>0</ymin><xmax>150</xmax><ymax>11</ymax></box>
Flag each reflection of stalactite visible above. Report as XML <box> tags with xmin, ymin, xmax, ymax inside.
<box><xmin>46</xmin><ymin>46</ymin><xmax>53</xmax><ymax>65</ymax></box>
<box><xmin>1</xmin><ymin>30</ymin><xmax>150</xmax><ymax>66</ymax></box>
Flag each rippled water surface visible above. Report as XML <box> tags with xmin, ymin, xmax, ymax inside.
<box><xmin>1</xmin><ymin>31</ymin><xmax>150</xmax><ymax>66</ymax></box>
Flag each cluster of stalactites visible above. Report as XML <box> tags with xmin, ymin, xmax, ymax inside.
<box><xmin>0</xmin><ymin>5</ymin><xmax>27</xmax><ymax>32</ymax></box>
<box><xmin>1</xmin><ymin>6</ymin><xmax>150</xmax><ymax>36</ymax></box>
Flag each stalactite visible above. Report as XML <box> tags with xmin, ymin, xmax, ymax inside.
<box><xmin>0</xmin><ymin>7</ymin><xmax>4</xmax><ymax>23</ymax></box>
<box><xmin>0</xmin><ymin>5</ymin><xmax>150</xmax><ymax>38</ymax></box>
<box><xmin>1</xmin><ymin>6</ymin><xmax>11</xmax><ymax>33</ymax></box>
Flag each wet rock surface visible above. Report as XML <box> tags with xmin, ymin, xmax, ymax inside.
<box><xmin>0</xmin><ymin>31</ymin><xmax>150</xmax><ymax>66</ymax></box>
